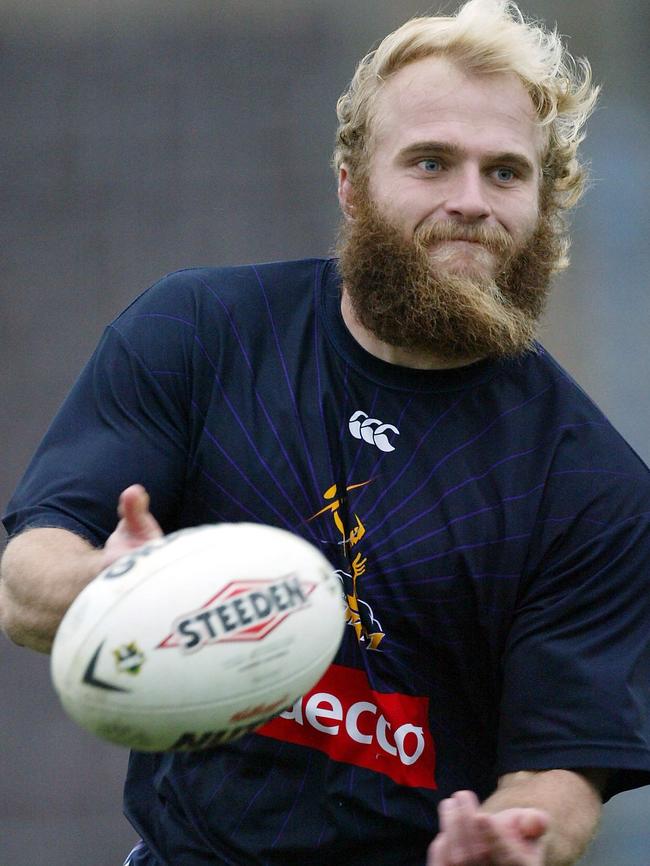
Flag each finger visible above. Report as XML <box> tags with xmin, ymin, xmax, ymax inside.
<box><xmin>426</xmin><ymin>833</ymin><xmax>449</xmax><ymax>866</ymax></box>
<box><xmin>438</xmin><ymin>797</ymin><xmax>458</xmax><ymax>843</ymax></box>
<box><xmin>474</xmin><ymin>812</ymin><xmax>545</xmax><ymax>865</ymax></box>
<box><xmin>473</xmin><ymin>814</ymin><xmax>509</xmax><ymax>863</ymax></box>
<box><xmin>473</xmin><ymin>815</ymin><xmax>519</xmax><ymax>865</ymax></box>
<box><xmin>516</xmin><ymin>809</ymin><xmax>549</xmax><ymax>841</ymax></box>
<box><xmin>452</xmin><ymin>791</ymin><xmax>490</xmax><ymax>862</ymax></box>
<box><xmin>439</xmin><ymin>793</ymin><xmax>479</xmax><ymax>863</ymax></box>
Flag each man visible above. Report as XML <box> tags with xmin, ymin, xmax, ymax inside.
<box><xmin>2</xmin><ymin>1</ymin><xmax>650</xmax><ymax>864</ymax></box>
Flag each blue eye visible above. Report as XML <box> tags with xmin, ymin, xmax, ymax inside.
<box><xmin>419</xmin><ymin>158</ymin><xmax>442</xmax><ymax>173</ymax></box>
<box><xmin>495</xmin><ymin>167</ymin><xmax>516</xmax><ymax>183</ymax></box>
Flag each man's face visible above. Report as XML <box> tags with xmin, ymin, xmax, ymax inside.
<box><xmin>350</xmin><ymin>55</ymin><xmax>543</xmax><ymax>273</ymax></box>
<box><xmin>337</xmin><ymin>56</ymin><xmax>558</xmax><ymax>362</ymax></box>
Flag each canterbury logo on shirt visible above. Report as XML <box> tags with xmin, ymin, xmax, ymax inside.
<box><xmin>349</xmin><ymin>410</ymin><xmax>400</xmax><ymax>452</ymax></box>
<box><xmin>257</xmin><ymin>664</ymin><xmax>437</xmax><ymax>789</ymax></box>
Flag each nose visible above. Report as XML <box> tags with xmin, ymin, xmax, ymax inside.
<box><xmin>443</xmin><ymin>166</ymin><xmax>492</xmax><ymax>223</ymax></box>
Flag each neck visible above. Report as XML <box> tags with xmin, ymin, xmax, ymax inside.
<box><xmin>340</xmin><ymin>287</ymin><xmax>482</xmax><ymax>371</ymax></box>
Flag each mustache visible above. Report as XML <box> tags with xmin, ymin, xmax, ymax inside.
<box><xmin>414</xmin><ymin>220</ymin><xmax>515</xmax><ymax>256</ymax></box>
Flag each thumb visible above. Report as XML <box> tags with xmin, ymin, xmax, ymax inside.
<box><xmin>118</xmin><ymin>484</ymin><xmax>162</xmax><ymax>540</ymax></box>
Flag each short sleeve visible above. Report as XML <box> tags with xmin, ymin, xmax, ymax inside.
<box><xmin>498</xmin><ymin>508</ymin><xmax>650</xmax><ymax>800</ymax></box>
<box><xmin>3</xmin><ymin>320</ymin><xmax>191</xmax><ymax>545</ymax></box>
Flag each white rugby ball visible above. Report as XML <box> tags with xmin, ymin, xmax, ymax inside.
<box><xmin>50</xmin><ymin>523</ymin><xmax>345</xmax><ymax>751</ymax></box>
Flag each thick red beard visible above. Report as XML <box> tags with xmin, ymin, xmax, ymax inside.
<box><xmin>336</xmin><ymin>190</ymin><xmax>563</xmax><ymax>362</ymax></box>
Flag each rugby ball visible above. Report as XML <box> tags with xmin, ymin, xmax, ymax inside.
<box><xmin>50</xmin><ymin>523</ymin><xmax>345</xmax><ymax>751</ymax></box>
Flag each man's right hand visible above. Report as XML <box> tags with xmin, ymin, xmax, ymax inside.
<box><xmin>99</xmin><ymin>484</ymin><xmax>163</xmax><ymax>571</ymax></box>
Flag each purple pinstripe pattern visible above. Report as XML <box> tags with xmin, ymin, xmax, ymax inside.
<box><xmin>550</xmin><ymin>467</ymin><xmax>642</xmax><ymax>480</ymax></box>
<box><xmin>230</xmin><ymin>743</ymin><xmax>287</xmax><ymax>836</ymax></box>
<box><xmin>192</xmin><ymin>335</ymin><xmax>321</xmax><ymax>543</ymax></box>
<box><xmin>365</xmin><ymin>448</ymin><xmax>540</xmax><ymax>555</ymax></box>
<box><xmin>348</xmin><ymin>767</ymin><xmax>363</xmax><ymax>841</ymax></box>
<box><xmin>205</xmin><ymin>757</ymin><xmax>254</xmax><ymax>811</ymax></box>
<box><xmin>378</xmin><ymin>532</ymin><xmax>532</xmax><ymax>578</ymax></box>
<box><xmin>195</xmin><ymin>275</ymin><xmax>315</xmax><ymax>514</ymax></box>
<box><xmin>270</xmin><ymin>751</ymin><xmax>313</xmax><ymax>850</ymax></box>
<box><xmin>313</xmin><ymin>267</ymin><xmax>341</xmax><ymax>548</ymax></box>
<box><xmin>370</xmin><ymin>571</ymin><xmax>519</xmax><ymax>599</ymax></box>
<box><xmin>356</xmin><ymin>393</ymin><xmax>465</xmax><ymax>524</ymax></box>
<box><xmin>372</xmin><ymin>483</ymin><xmax>545</xmax><ymax>566</ymax></box>
<box><xmin>133</xmin><ymin>312</ymin><xmax>196</xmax><ymax>328</ymax></box>
<box><xmin>252</xmin><ymin>264</ymin><xmax>323</xmax><ymax>503</ymax></box>
<box><xmin>362</xmin><ymin>386</ymin><xmax>553</xmax><ymax>537</ymax></box>
<box><xmin>197</xmin><ymin>420</ymin><xmax>292</xmax><ymax>529</ymax></box>
<box><xmin>197</xmin><ymin>465</ymin><xmax>266</xmax><ymax>524</ymax></box>
<box><xmin>360</xmin><ymin>420</ymin><xmax>620</xmax><ymax>559</ymax></box>
<box><xmin>542</xmin><ymin>516</ymin><xmax>608</xmax><ymax>525</ymax></box>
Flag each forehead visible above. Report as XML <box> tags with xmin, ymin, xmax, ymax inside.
<box><xmin>369</xmin><ymin>55</ymin><xmax>544</xmax><ymax>164</ymax></box>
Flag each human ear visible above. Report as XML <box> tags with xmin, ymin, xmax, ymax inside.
<box><xmin>337</xmin><ymin>165</ymin><xmax>356</xmax><ymax>220</ymax></box>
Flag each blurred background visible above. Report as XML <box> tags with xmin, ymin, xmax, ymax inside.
<box><xmin>1</xmin><ymin>0</ymin><xmax>649</xmax><ymax>863</ymax></box>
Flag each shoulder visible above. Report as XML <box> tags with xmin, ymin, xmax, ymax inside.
<box><xmin>112</xmin><ymin>259</ymin><xmax>330</xmax><ymax>330</ymax></box>
<box><xmin>501</xmin><ymin>346</ymin><xmax>649</xmax><ymax>475</ymax></box>
<box><xmin>98</xmin><ymin>258</ymin><xmax>332</xmax><ymax>381</ymax></box>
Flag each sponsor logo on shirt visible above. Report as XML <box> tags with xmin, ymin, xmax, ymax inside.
<box><xmin>257</xmin><ymin>663</ymin><xmax>437</xmax><ymax>789</ymax></box>
<box><xmin>349</xmin><ymin>410</ymin><xmax>400</xmax><ymax>452</ymax></box>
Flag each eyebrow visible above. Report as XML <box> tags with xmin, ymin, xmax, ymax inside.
<box><xmin>397</xmin><ymin>141</ymin><xmax>537</xmax><ymax>178</ymax></box>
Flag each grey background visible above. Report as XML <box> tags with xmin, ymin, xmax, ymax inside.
<box><xmin>1</xmin><ymin>1</ymin><xmax>649</xmax><ymax>863</ymax></box>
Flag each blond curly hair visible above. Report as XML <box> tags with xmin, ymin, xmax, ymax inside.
<box><xmin>334</xmin><ymin>0</ymin><xmax>599</xmax><ymax>212</ymax></box>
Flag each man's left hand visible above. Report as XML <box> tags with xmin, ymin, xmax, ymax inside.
<box><xmin>427</xmin><ymin>790</ymin><xmax>549</xmax><ymax>865</ymax></box>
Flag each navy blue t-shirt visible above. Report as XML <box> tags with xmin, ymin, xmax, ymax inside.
<box><xmin>5</xmin><ymin>258</ymin><xmax>650</xmax><ymax>866</ymax></box>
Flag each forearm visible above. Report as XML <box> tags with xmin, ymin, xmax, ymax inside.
<box><xmin>483</xmin><ymin>770</ymin><xmax>604</xmax><ymax>866</ymax></box>
<box><xmin>0</xmin><ymin>528</ymin><xmax>105</xmax><ymax>653</ymax></box>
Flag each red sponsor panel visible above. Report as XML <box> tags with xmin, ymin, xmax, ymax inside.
<box><xmin>257</xmin><ymin>664</ymin><xmax>437</xmax><ymax>789</ymax></box>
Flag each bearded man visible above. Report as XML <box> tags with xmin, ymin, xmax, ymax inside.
<box><xmin>2</xmin><ymin>2</ymin><xmax>650</xmax><ymax>865</ymax></box>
